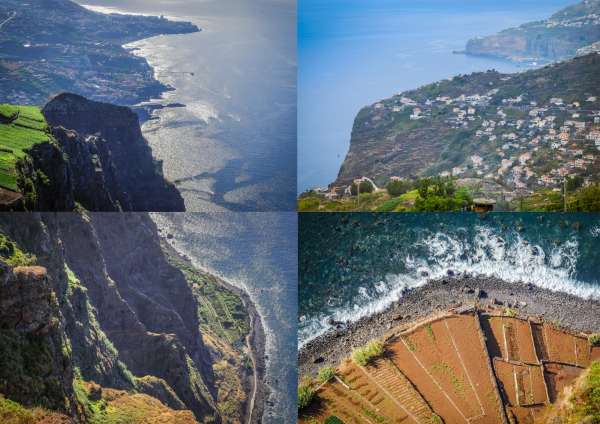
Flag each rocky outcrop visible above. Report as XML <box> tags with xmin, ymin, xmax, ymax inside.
<box><xmin>31</xmin><ymin>93</ymin><xmax>185</xmax><ymax>212</ymax></box>
<box><xmin>0</xmin><ymin>262</ymin><xmax>79</xmax><ymax>418</ymax></box>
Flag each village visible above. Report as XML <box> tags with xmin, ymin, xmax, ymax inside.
<box><xmin>312</xmin><ymin>73</ymin><xmax>600</xmax><ymax>206</ymax></box>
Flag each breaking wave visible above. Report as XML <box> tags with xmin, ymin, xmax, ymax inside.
<box><xmin>299</xmin><ymin>225</ymin><xmax>599</xmax><ymax>347</ymax></box>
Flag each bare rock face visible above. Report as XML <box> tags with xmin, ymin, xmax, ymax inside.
<box><xmin>35</xmin><ymin>93</ymin><xmax>185</xmax><ymax>212</ymax></box>
<box><xmin>0</xmin><ymin>261</ymin><xmax>78</xmax><ymax>417</ymax></box>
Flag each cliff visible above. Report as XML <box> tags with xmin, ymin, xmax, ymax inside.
<box><xmin>0</xmin><ymin>93</ymin><xmax>185</xmax><ymax>211</ymax></box>
<box><xmin>333</xmin><ymin>53</ymin><xmax>600</xmax><ymax>197</ymax></box>
<box><xmin>465</xmin><ymin>0</ymin><xmax>600</xmax><ymax>63</ymax></box>
<box><xmin>0</xmin><ymin>213</ymin><xmax>262</xmax><ymax>423</ymax></box>
<box><xmin>41</xmin><ymin>93</ymin><xmax>185</xmax><ymax>211</ymax></box>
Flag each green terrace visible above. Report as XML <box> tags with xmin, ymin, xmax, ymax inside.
<box><xmin>0</xmin><ymin>104</ymin><xmax>52</xmax><ymax>192</ymax></box>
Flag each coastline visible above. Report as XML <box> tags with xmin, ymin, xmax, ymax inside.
<box><xmin>78</xmin><ymin>3</ymin><xmax>200</xmax><ymax>110</ymax></box>
<box><xmin>299</xmin><ymin>275</ymin><xmax>600</xmax><ymax>378</ymax></box>
<box><xmin>160</xmin><ymin>236</ymin><xmax>268</xmax><ymax>424</ymax></box>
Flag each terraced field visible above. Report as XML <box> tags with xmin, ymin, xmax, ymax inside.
<box><xmin>0</xmin><ymin>104</ymin><xmax>51</xmax><ymax>191</ymax></box>
<box><xmin>299</xmin><ymin>307</ymin><xmax>600</xmax><ymax>424</ymax></box>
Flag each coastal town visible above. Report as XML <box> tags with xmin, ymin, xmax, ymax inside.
<box><xmin>308</xmin><ymin>54</ymin><xmax>600</xmax><ymax>209</ymax></box>
<box><xmin>0</xmin><ymin>1</ymin><xmax>198</xmax><ymax>106</ymax></box>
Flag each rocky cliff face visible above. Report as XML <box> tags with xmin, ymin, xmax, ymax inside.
<box><xmin>465</xmin><ymin>0</ymin><xmax>600</xmax><ymax>62</ymax></box>
<box><xmin>33</xmin><ymin>93</ymin><xmax>185</xmax><ymax>212</ymax></box>
<box><xmin>0</xmin><ymin>213</ymin><xmax>224</xmax><ymax>423</ymax></box>
<box><xmin>0</xmin><ymin>261</ymin><xmax>80</xmax><ymax>418</ymax></box>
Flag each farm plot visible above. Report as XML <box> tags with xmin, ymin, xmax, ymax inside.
<box><xmin>338</xmin><ymin>358</ymin><xmax>419</xmax><ymax>424</ymax></box>
<box><xmin>445</xmin><ymin>314</ymin><xmax>505</xmax><ymax>424</ymax></box>
<box><xmin>387</xmin><ymin>334</ymin><xmax>468</xmax><ymax>424</ymax></box>
<box><xmin>0</xmin><ymin>104</ymin><xmax>51</xmax><ymax>192</ymax></box>
<box><xmin>298</xmin><ymin>377</ymin><xmax>391</xmax><ymax>424</ymax></box>
<box><xmin>365</xmin><ymin>357</ymin><xmax>437</xmax><ymax>423</ymax></box>
<box><xmin>543</xmin><ymin>325</ymin><xmax>590</xmax><ymax>367</ymax></box>
<box><xmin>530</xmin><ymin>323</ymin><xmax>549</xmax><ymax>362</ymax></box>
<box><xmin>482</xmin><ymin>316</ymin><xmax>538</xmax><ymax>364</ymax></box>
<box><xmin>492</xmin><ymin>359</ymin><xmax>547</xmax><ymax>407</ymax></box>
<box><xmin>543</xmin><ymin>363</ymin><xmax>584</xmax><ymax>403</ymax></box>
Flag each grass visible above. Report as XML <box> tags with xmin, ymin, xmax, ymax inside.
<box><xmin>0</xmin><ymin>233</ymin><xmax>37</xmax><ymax>267</ymax></box>
<box><xmin>0</xmin><ymin>396</ymin><xmax>50</xmax><ymax>424</ymax></box>
<box><xmin>504</xmin><ymin>308</ymin><xmax>517</xmax><ymax>318</ymax></box>
<box><xmin>352</xmin><ymin>340</ymin><xmax>384</xmax><ymax>366</ymax></box>
<box><xmin>74</xmin><ymin>379</ymin><xmax>200</xmax><ymax>424</ymax></box>
<box><xmin>363</xmin><ymin>408</ymin><xmax>388</xmax><ymax>424</ymax></box>
<box><xmin>298</xmin><ymin>382</ymin><xmax>315</xmax><ymax>410</ymax></box>
<box><xmin>431</xmin><ymin>362</ymin><xmax>465</xmax><ymax>397</ymax></box>
<box><xmin>589</xmin><ymin>334</ymin><xmax>600</xmax><ymax>347</ymax></box>
<box><xmin>317</xmin><ymin>366</ymin><xmax>335</xmax><ymax>384</ymax></box>
<box><xmin>166</xmin><ymin>252</ymin><xmax>250</xmax><ymax>346</ymax></box>
<box><xmin>0</xmin><ymin>104</ymin><xmax>52</xmax><ymax>191</ymax></box>
<box><xmin>325</xmin><ymin>417</ymin><xmax>345</xmax><ymax>424</ymax></box>
<box><xmin>559</xmin><ymin>361</ymin><xmax>600</xmax><ymax>423</ymax></box>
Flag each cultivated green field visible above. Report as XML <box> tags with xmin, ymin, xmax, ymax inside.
<box><xmin>0</xmin><ymin>104</ymin><xmax>51</xmax><ymax>191</ymax></box>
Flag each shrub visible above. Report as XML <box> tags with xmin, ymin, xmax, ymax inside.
<box><xmin>590</xmin><ymin>334</ymin><xmax>600</xmax><ymax>347</ymax></box>
<box><xmin>325</xmin><ymin>416</ymin><xmax>345</xmax><ymax>424</ymax></box>
<box><xmin>297</xmin><ymin>383</ymin><xmax>314</xmax><ymax>410</ymax></box>
<box><xmin>352</xmin><ymin>340</ymin><xmax>384</xmax><ymax>366</ymax></box>
<box><xmin>317</xmin><ymin>366</ymin><xmax>335</xmax><ymax>384</ymax></box>
<box><xmin>504</xmin><ymin>308</ymin><xmax>517</xmax><ymax>318</ymax></box>
<box><xmin>350</xmin><ymin>180</ymin><xmax>374</xmax><ymax>196</ymax></box>
<box><xmin>566</xmin><ymin>361</ymin><xmax>600</xmax><ymax>422</ymax></box>
<box><xmin>386</xmin><ymin>179</ymin><xmax>411</xmax><ymax>196</ymax></box>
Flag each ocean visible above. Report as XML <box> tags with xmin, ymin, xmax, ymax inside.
<box><xmin>79</xmin><ymin>0</ymin><xmax>296</xmax><ymax>212</ymax></box>
<box><xmin>299</xmin><ymin>213</ymin><xmax>600</xmax><ymax>347</ymax></box>
<box><xmin>152</xmin><ymin>213</ymin><xmax>297</xmax><ymax>423</ymax></box>
<box><xmin>298</xmin><ymin>0</ymin><xmax>575</xmax><ymax>193</ymax></box>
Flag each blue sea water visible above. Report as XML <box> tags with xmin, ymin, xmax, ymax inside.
<box><xmin>79</xmin><ymin>0</ymin><xmax>296</xmax><ymax>212</ymax></box>
<box><xmin>298</xmin><ymin>0</ymin><xmax>575</xmax><ymax>193</ymax></box>
<box><xmin>299</xmin><ymin>213</ymin><xmax>600</xmax><ymax>346</ymax></box>
<box><xmin>152</xmin><ymin>213</ymin><xmax>297</xmax><ymax>424</ymax></box>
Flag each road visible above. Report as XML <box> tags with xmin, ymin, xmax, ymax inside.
<box><xmin>245</xmin><ymin>311</ymin><xmax>259</xmax><ymax>424</ymax></box>
<box><xmin>0</xmin><ymin>11</ymin><xmax>16</xmax><ymax>32</ymax></box>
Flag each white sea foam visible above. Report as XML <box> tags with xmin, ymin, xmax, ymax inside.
<box><xmin>299</xmin><ymin>226</ymin><xmax>600</xmax><ymax>347</ymax></box>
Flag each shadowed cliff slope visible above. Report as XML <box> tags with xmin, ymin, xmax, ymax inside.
<box><xmin>0</xmin><ymin>213</ymin><xmax>265</xmax><ymax>423</ymax></box>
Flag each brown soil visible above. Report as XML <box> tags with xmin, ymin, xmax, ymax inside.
<box><xmin>299</xmin><ymin>307</ymin><xmax>598</xmax><ymax>424</ymax></box>
<box><xmin>483</xmin><ymin>317</ymin><xmax>538</xmax><ymax>364</ymax></box>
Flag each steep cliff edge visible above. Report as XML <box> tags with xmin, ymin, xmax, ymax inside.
<box><xmin>464</xmin><ymin>0</ymin><xmax>600</xmax><ymax>63</ymax></box>
<box><xmin>41</xmin><ymin>93</ymin><xmax>185</xmax><ymax>211</ymax></box>
<box><xmin>0</xmin><ymin>93</ymin><xmax>185</xmax><ymax>211</ymax></box>
<box><xmin>333</xmin><ymin>53</ymin><xmax>600</xmax><ymax>197</ymax></box>
<box><xmin>0</xmin><ymin>213</ymin><xmax>262</xmax><ymax>423</ymax></box>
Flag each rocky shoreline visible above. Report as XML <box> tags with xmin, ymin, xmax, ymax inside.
<box><xmin>161</xmin><ymin>238</ymin><xmax>267</xmax><ymax>424</ymax></box>
<box><xmin>299</xmin><ymin>275</ymin><xmax>600</xmax><ymax>378</ymax></box>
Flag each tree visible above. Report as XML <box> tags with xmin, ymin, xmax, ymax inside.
<box><xmin>351</xmin><ymin>180</ymin><xmax>374</xmax><ymax>196</ymax></box>
<box><xmin>386</xmin><ymin>179</ymin><xmax>411</xmax><ymax>196</ymax></box>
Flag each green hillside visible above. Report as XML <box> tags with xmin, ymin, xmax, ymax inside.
<box><xmin>0</xmin><ymin>105</ymin><xmax>51</xmax><ymax>191</ymax></box>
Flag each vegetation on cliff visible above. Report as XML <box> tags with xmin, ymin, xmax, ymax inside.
<box><xmin>0</xmin><ymin>214</ymin><xmax>263</xmax><ymax>424</ymax></box>
<box><xmin>0</xmin><ymin>104</ymin><xmax>51</xmax><ymax>192</ymax></box>
<box><xmin>324</xmin><ymin>53</ymin><xmax>600</xmax><ymax>211</ymax></box>
<box><xmin>298</xmin><ymin>177</ymin><xmax>473</xmax><ymax>212</ymax></box>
